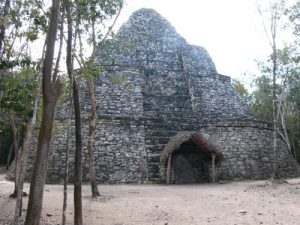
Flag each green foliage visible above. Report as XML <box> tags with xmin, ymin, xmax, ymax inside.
<box><xmin>0</xmin><ymin>66</ymin><xmax>38</xmax><ymax>123</ymax></box>
<box><xmin>0</xmin><ymin>63</ymin><xmax>39</xmax><ymax>165</ymax></box>
<box><xmin>75</xmin><ymin>0</ymin><xmax>124</xmax><ymax>49</ymax></box>
<box><xmin>77</xmin><ymin>0</ymin><xmax>123</xmax><ymax>22</ymax></box>
<box><xmin>232</xmin><ymin>79</ymin><xmax>249</xmax><ymax>98</ymax></box>
<box><xmin>79</xmin><ymin>58</ymin><xmax>103</xmax><ymax>80</ymax></box>
<box><xmin>250</xmin><ymin>75</ymin><xmax>273</xmax><ymax>122</ymax></box>
<box><xmin>287</xmin><ymin>0</ymin><xmax>300</xmax><ymax>36</ymax></box>
<box><xmin>109</xmin><ymin>74</ymin><xmax>132</xmax><ymax>92</ymax></box>
<box><xmin>0</xmin><ymin>0</ymin><xmax>50</xmax><ymax>164</ymax></box>
<box><xmin>1</xmin><ymin>0</ymin><xmax>50</xmax><ymax>59</ymax></box>
<box><xmin>249</xmin><ymin>42</ymin><xmax>300</xmax><ymax>162</ymax></box>
<box><xmin>0</xmin><ymin>57</ymin><xmax>35</xmax><ymax>70</ymax></box>
<box><xmin>0</xmin><ymin>116</ymin><xmax>12</xmax><ymax>164</ymax></box>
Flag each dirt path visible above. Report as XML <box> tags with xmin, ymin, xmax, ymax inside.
<box><xmin>1</xmin><ymin>171</ymin><xmax>300</xmax><ymax>225</ymax></box>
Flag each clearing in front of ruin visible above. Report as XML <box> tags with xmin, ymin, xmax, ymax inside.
<box><xmin>1</xmin><ymin>170</ymin><xmax>300</xmax><ymax>225</ymax></box>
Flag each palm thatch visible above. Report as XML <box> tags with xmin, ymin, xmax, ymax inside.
<box><xmin>160</xmin><ymin>132</ymin><xmax>223</xmax><ymax>182</ymax></box>
<box><xmin>160</xmin><ymin>132</ymin><xmax>222</xmax><ymax>166</ymax></box>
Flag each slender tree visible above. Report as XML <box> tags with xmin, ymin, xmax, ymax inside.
<box><xmin>62</xmin><ymin>88</ymin><xmax>73</xmax><ymax>225</ymax></box>
<box><xmin>14</xmin><ymin>43</ymin><xmax>45</xmax><ymax>224</ymax></box>
<box><xmin>10</xmin><ymin>115</ymin><xmax>20</xmax><ymax>197</ymax></box>
<box><xmin>86</xmin><ymin>72</ymin><xmax>100</xmax><ymax>197</ymax></box>
<box><xmin>24</xmin><ymin>0</ymin><xmax>64</xmax><ymax>224</ymax></box>
<box><xmin>257</xmin><ymin>0</ymin><xmax>286</xmax><ymax>178</ymax></box>
<box><xmin>0</xmin><ymin>0</ymin><xmax>10</xmax><ymax>61</ymax></box>
<box><xmin>1</xmin><ymin>66</ymin><xmax>38</xmax><ymax>198</ymax></box>
<box><xmin>63</xmin><ymin>0</ymin><xmax>83</xmax><ymax>223</ymax></box>
<box><xmin>75</xmin><ymin>0</ymin><xmax>123</xmax><ymax>198</ymax></box>
<box><xmin>14</xmin><ymin>73</ymin><xmax>41</xmax><ymax>224</ymax></box>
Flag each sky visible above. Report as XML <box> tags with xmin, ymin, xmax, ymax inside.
<box><xmin>112</xmin><ymin>0</ymin><xmax>286</xmax><ymax>84</ymax></box>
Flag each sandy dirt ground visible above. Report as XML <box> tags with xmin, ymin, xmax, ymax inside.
<box><xmin>1</xmin><ymin>170</ymin><xmax>300</xmax><ymax>225</ymax></box>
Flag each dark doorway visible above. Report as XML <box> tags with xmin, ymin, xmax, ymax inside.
<box><xmin>171</xmin><ymin>141</ymin><xmax>211</xmax><ymax>184</ymax></box>
<box><xmin>172</xmin><ymin>154</ymin><xmax>195</xmax><ymax>183</ymax></box>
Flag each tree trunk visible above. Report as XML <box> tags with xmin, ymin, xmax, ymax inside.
<box><xmin>64</xmin><ymin>0</ymin><xmax>83</xmax><ymax>223</ymax></box>
<box><xmin>272</xmin><ymin>54</ymin><xmax>278</xmax><ymax>179</ymax></box>
<box><xmin>62</xmin><ymin>91</ymin><xmax>72</xmax><ymax>225</ymax></box>
<box><xmin>14</xmin><ymin>122</ymin><xmax>34</xmax><ymax>224</ymax></box>
<box><xmin>72</xmin><ymin>79</ymin><xmax>83</xmax><ymax>225</ymax></box>
<box><xmin>297</xmin><ymin>109</ymin><xmax>300</xmax><ymax>160</ymax></box>
<box><xmin>297</xmin><ymin>108</ymin><xmax>300</xmax><ymax>143</ymax></box>
<box><xmin>25</xmin><ymin>101</ymin><xmax>61</xmax><ymax>225</ymax></box>
<box><xmin>257</xmin><ymin>1</ymin><xmax>282</xmax><ymax>179</ymax></box>
<box><xmin>280</xmin><ymin>101</ymin><xmax>292</xmax><ymax>153</ymax></box>
<box><xmin>14</xmin><ymin>72</ymin><xmax>41</xmax><ymax>224</ymax></box>
<box><xmin>86</xmin><ymin>77</ymin><xmax>100</xmax><ymax>197</ymax></box>
<box><xmin>24</xmin><ymin>0</ymin><xmax>63</xmax><ymax>224</ymax></box>
<box><xmin>271</xmin><ymin>4</ymin><xmax>278</xmax><ymax>179</ymax></box>
<box><xmin>6</xmin><ymin>144</ymin><xmax>13</xmax><ymax>170</ymax></box>
<box><xmin>0</xmin><ymin>0</ymin><xmax>10</xmax><ymax>60</ymax></box>
<box><xmin>10</xmin><ymin>116</ymin><xmax>19</xmax><ymax>198</ymax></box>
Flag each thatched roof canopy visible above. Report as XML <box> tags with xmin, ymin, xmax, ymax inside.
<box><xmin>160</xmin><ymin>132</ymin><xmax>223</xmax><ymax>167</ymax></box>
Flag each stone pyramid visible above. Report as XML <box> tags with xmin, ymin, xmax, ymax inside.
<box><xmin>28</xmin><ymin>8</ymin><xmax>299</xmax><ymax>183</ymax></box>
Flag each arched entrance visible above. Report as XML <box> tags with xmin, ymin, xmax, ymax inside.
<box><xmin>160</xmin><ymin>132</ymin><xmax>222</xmax><ymax>184</ymax></box>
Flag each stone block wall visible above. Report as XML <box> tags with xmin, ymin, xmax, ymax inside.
<box><xmin>29</xmin><ymin>118</ymin><xmax>147</xmax><ymax>184</ymax></box>
<box><xmin>81</xmin><ymin>69</ymin><xmax>144</xmax><ymax>120</ymax></box>
<box><xmin>186</xmin><ymin>74</ymin><xmax>253</xmax><ymax>120</ymax></box>
<box><xmin>27</xmin><ymin>118</ymin><xmax>298</xmax><ymax>184</ymax></box>
<box><xmin>89</xmin><ymin>118</ymin><xmax>147</xmax><ymax>183</ymax></box>
<box><xmin>182</xmin><ymin>45</ymin><xmax>217</xmax><ymax>76</ymax></box>
<box><xmin>197</xmin><ymin>121</ymin><xmax>299</xmax><ymax>181</ymax></box>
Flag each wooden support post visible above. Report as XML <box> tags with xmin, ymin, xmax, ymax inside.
<box><xmin>166</xmin><ymin>154</ymin><xmax>172</xmax><ymax>185</ymax></box>
<box><xmin>212</xmin><ymin>153</ymin><xmax>216</xmax><ymax>183</ymax></box>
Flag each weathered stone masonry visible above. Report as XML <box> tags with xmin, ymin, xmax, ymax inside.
<box><xmin>28</xmin><ymin>8</ymin><xmax>299</xmax><ymax>183</ymax></box>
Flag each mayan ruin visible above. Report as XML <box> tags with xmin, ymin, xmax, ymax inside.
<box><xmin>27</xmin><ymin>8</ymin><xmax>299</xmax><ymax>184</ymax></box>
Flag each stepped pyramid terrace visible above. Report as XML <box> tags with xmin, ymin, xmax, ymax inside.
<box><xmin>27</xmin><ymin>8</ymin><xmax>299</xmax><ymax>184</ymax></box>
